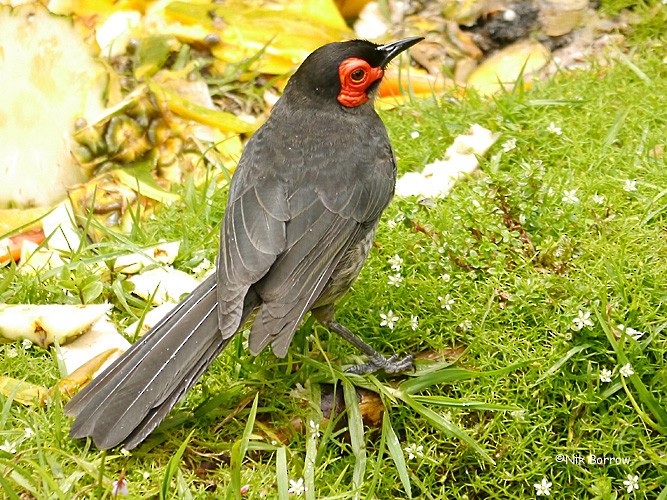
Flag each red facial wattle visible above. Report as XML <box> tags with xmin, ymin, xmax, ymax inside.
<box><xmin>337</xmin><ymin>57</ymin><xmax>384</xmax><ymax>108</ymax></box>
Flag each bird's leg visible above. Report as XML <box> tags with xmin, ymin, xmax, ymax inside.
<box><xmin>322</xmin><ymin>320</ymin><xmax>414</xmax><ymax>374</ymax></box>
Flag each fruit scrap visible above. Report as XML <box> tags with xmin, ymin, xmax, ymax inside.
<box><xmin>0</xmin><ymin>303</ymin><xmax>111</xmax><ymax>348</ymax></box>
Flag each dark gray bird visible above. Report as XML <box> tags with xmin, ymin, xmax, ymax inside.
<box><xmin>65</xmin><ymin>36</ymin><xmax>423</xmax><ymax>450</ymax></box>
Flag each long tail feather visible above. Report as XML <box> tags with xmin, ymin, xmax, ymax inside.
<box><xmin>66</xmin><ymin>274</ymin><xmax>241</xmax><ymax>450</ymax></box>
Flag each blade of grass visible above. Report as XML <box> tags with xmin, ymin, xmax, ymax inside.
<box><xmin>526</xmin><ymin>99</ymin><xmax>587</xmax><ymax>106</ymax></box>
<box><xmin>6</xmin><ymin>462</ymin><xmax>39</xmax><ymax>496</ymax></box>
<box><xmin>400</xmin><ymin>360</ymin><xmax>534</xmax><ymax>395</ymax></box>
<box><xmin>641</xmin><ymin>187</ymin><xmax>667</xmax><ymax>225</ymax></box>
<box><xmin>174</xmin><ymin>468</ymin><xmax>194</xmax><ymax>500</ymax></box>
<box><xmin>656</xmin><ymin>484</ymin><xmax>667</xmax><ymax>500</ymax></box>
<box><xmin>602</xmin><ymin>108</ymin><xmax>630</xmax><ymax>151</ymax></box>
<box><xmin>19</xmin><ymin>459</ymin><xmax>67</xmax><ymax>500</ymax></box>
<box><xmin>365</xmin><ymin>416</ymin><xmax>385</xmax><ymax>500</ymax></box>
<box><xmin>613</xmin><ymin>47</ymin><xmax>651</xmax><ymax>84</ymax></box>
<box><xmin>276</xmin><ymin>446</ymin><xmax>289</xmax><ymax>500</ymax></box>
<box><xmin>0</xmin><ymin>472</ymin><xmax>21</xmax><ymax>500</ymax></box>
<box><xmin>343</xmin><ymin>378</ymin><xmax>366</xmax><ymax>499</ymax></box>
<box><xmin>228</xmin><ymin>392</ymin><xmax>259</xmax><ymax>500</ymax></box>
<box><xmin>411</xmin><ymin>396</ymin><xmax>522</xmax><ymax>411</ymax></box>
<box><xmin>304</xmin><ymin>415</ymin><xmax>318</xmax><ymax>500</ymax></box>
<box><xmin>382</xmin><ymin>413</ymin><xmax>412</xmax><ymax>498</ymax></box>
<box><xmin>402</xmin><ymin>394</ymin><xmax>495</xmax><ymax>465</ymax></box>
<box><xmin>530</xmin><ymin>344</ymin><xmax>591</xmax><ymax>387</ymax></box>
<box><xmin>595</xmin><ymin>306</ymin><xmax>667</xmax><ymax>434</ymax></box>
<box><xmin>0</xmin><ymin>263</ymin><xmax>17</xmax><ymax>297</ymax></box>
<box><xmin>96</xmin><ymin>450</ymin><xmax>106</xmax><ymax>499</ymax></box>
<box><xmin>161</xmin><ymin>430</ymin><xmax>194</xmax><ymax>500</ymax></box>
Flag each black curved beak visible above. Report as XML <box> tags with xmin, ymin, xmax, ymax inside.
<box><xmin>377</xmin><ymin>36</ymin><xmax>424</xmax><ymax>67</ymax></box>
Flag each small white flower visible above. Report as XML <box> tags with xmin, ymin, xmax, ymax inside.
<box><xmin>511</xmin><ymin>410</ymin><xmax>526</xmax><ymax>421</ymax></box>
<box><xmin>24</xmin><ymin>427</ymin><xmax>34</xmax><ymax>439</ymax></box>
<box><xmin>0</xmin><ymin>440</ymin><xmax>16</xmax><ymax>454</ymax></box>
<box><xmin>388</xmin><ymin>273</ymin><xmax>403</xmax><ymax>287</ymax></box>
<box><xmin>459</xmin><ymin>319</ymin><xmax>473</xmax><ymax>331</ymax></box>
<box><xmin>534</xmin><ymin>477</ymin><xmax>553</xmax><ymax>496</ymax></box>
<box><xmin>21</xmin><ymin>339</ymin><xmax>33</xmax><ymax>350</ymax></box>
<box><xmin>592</xmin><ymin>193</ymin><xmax>605</xmax><ymax>204</ymax></box>
<box><xmin>618</xmin><ymin>324</ymin><xmax>645</xmax><ymax>341</ymax></box>
<box><xmin>112</xmin><ymin>477</ymin><xmax>129</xmax><ymax>496</ymax></box>
<box><xmin>388</xmin><ymin>254</ymin><xmax>403</xmax><ymax>271</ymax></box>
<box><xmin>142</xmin><ymin>471</ymin><xmax>150</xmax><ymax>480</ymax></box>
<box><xmin>623</xmin><ymin>473</ymin><xmax>639</xmax><ymax>493</ymax></box>
<box><xmin>308</xmin><ymin>419</ymin><xmax>320</xmax><ymax>439</ymax></box>
<box><xmin>599</xmin><ymin>368</ymin><xmax>613</xmax><ymax>383</ymax></box>
<box><xmin>438</xmin><ymin>294</ymin><xmax>454</xmax><ymax>310</ymax></box>
<box><xmin>5</xmin><ymin>346</ymin><xmax>18</xmax><ymax>358</ymax></box>
<box><xmin>387</xmin><ymin>219</ymin><xmax>397</xmax><ymax>229</ymax></box>
<box><xmin>501</xmin><ymin>138</ymin><xmax>517</xmax><ymax>152</ymax></box>
<box><xmin>380</xmin><ymin>310</ymin><xmax>398</xmax><ymax>329</ymax></box>
<box><xmin>625</xmin><ymin>327</ymin><xmax>645</xmax><ymax>341</ymax></box>
<box><xmin>440</xmin><ymin>273</ymin><xmax>451</xmax><ymax>282</ymax></box>
<box><xmin>410</xmin><ymin>131</ymin><xmax>420</xmax><ymax>139</ymax></box>
<box><xmin>410</xmin><ymin>315</ymin><xmax>419</xmax><ymax>331</ymax></box>
<box><xmin>404</xmin><ymin>443</ymin><xmax>424</xmax><ymax>460</ymax></box>
<box><xmin>547</xmin><ymin>122</ymin><xmax>562</xmax><ymax>135</ymax></box>
<box><xmin>620</xmin><ymin>363</ymin><xmax>634</xmax><ymax>378</ymax></box>
<box><xmin>562</xmin><ymin>189</ymin><xmax>579</xmax><ymax>204</ymax></box>
<box><xmin>571</xmin><ymin>310</ymin><xmax>593</xmax><ymax>331</ymax></box>
<box><xmin>288</xmin><ymin>478</ymin><xmax>306</xmax><ymax>496</ymax></box>
<box><xmin>288</xmin><ymin>383</ymin><xmax>308</xmax><ymax>401</ymax></box>
<box><xmin>624</xmin><ymin>179</ymin><xmax>637</xmax><ymax>192</ymax></box>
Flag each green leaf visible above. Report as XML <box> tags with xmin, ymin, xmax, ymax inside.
<box><xmin>382</xmin><ymin>413</ymin><xmax>412</xmax><ymax>498</ymax></box>
<box><xmin>135</xmin><ymin>35</ymin><xmax>179</xmax><ymax>79</ymax></box>
<box><xmin>411</xmin><ymin>396</ymin><xmax>522</xmax><ymax>412</ymax></box>
<box><xmin>276</xmin><ymin>446</ymin><xmax>289</xmax><ymax>500</ymax></box>
<box><xmin>81</xmin><ymin>279</ymin><xmax>103</xmax><ymax>304</ymax></box>
<box><xmin>343</xmin><ymin>379</ymin><xmax>366</xmax><ymax>499</ymax></box>
<box><xmin>229</xmin><ymin>393</ymin><xmax>259</xmax><ymax>500</ymax></box>
<box><xmin>161</xmin><ymin>430</ymin><xmax>194</xmax><ymax>500</ymax></box>
<box><xmin>531</xmin><ymin>344</ymin><xmax>592</xmax><ymax>387</ymax></box>
<box><xmin>149</xmin><ymin>80</ymin><xmax>257</xmax><ymax>134</ymax></box>
<box><xmin>595</xmin><ymin>306</ymin><xmax>667</xmax><ymax>434</ymax></box>
<box><xmin>0</xmin><ymin>471</ymin><xmax>21</xmax><ymax>500</ymax></box>
<box><xmin>402</xmin><ymin>395</ymin><xmax>495</xmax><ymax>465</ymax></box>
<box><xmin>304</xmin><ymin>416</ymin><xmax>318</xmax><ymax>500</ymax></box>
<box><xmin>113</xmin><ymin>160</ymin><xmax>181</xmax><ymax>204</ymax></box>
<box><xmin>400</xmin><ymin>360</ymin><xmax>534</xmax><ymax>395</ymax></box>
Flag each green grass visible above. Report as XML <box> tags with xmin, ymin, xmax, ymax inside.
<box><xmin>2</xmin><ymin>12</ymin><xmax>667</xmax><ymax>499</ymax></box>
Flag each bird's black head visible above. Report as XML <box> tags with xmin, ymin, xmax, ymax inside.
<box><xmin>282</xmin><ymin>37</ymin><xmax>423</xmax><ymax>109</ymax></box>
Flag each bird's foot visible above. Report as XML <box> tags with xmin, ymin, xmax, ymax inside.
<box><xmin>345</xmin><ymin>353</ymin><xmax>414</xmax><ymax>375</ymax></box>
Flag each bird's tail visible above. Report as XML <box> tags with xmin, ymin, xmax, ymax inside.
<box><xmin>66</xmin><ymin>273</ymin><xmax>233</xmax><ymax>450</ymax></box>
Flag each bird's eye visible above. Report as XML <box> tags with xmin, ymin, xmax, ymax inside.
<box><xmin>350</xmin><ymin>69</ymin><xmax>366</xmax><ymax>82</ymax></box>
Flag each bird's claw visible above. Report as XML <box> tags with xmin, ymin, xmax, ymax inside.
<box><xmin>345</xmin><ymin>353</ymin><xmax>414</xmax><ymax>375</ymax></box>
